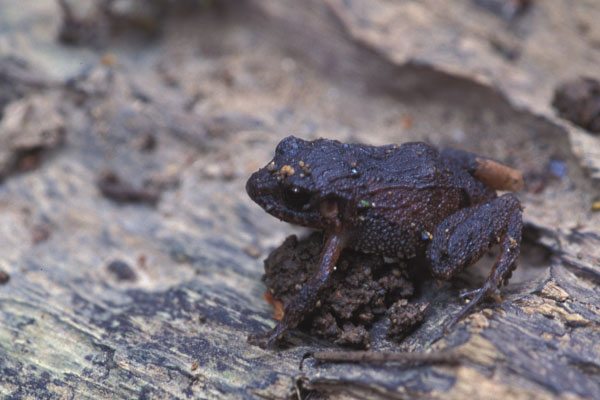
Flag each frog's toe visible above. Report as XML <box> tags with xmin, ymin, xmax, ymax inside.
<box><xmin>459</xmin><ymin>287</ymin><xmax>484</xmax><ymax>299</ymax></box>
<box><xmin>459</xmin><ymin>286</ymin><xmax>502</xmax><ymax>303</ymax></box>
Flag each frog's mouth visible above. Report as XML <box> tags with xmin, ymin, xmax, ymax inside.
<box><xmin>268</xmin><ymin>199</ymin><xmax>323</xmax><ymax>227</ymax></box>
<box><xmin>246</xmin><ymin>171</ymin><xmax>329</xmax><ymax>229</ymax></box>
<box><xmin>249</xmin><ymin>191</ymin><xmax>325</xmax><ymax>228</ymax></box>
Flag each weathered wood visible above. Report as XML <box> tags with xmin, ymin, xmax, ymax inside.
<box><xmin>0</xmin><ymin>0</ymin><xmax>599</xmax><ymax>399</ymax></box>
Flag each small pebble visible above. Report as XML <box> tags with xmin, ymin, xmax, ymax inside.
<box><xmin>0</xmin><ymin>270</ymin><xmax>10</xmax><ymax>284</ymax></box>
<box><xmin>244</xmin><ymin>245</ymin><xmax>262</xmax><ymax>259</ymax></box>
<box><xmin>107</xmin><ymin>260</ymin><xmax>137</xmax><ymax>281</ymax></box>
<box><xmin>31</xmin><ymin>224</ymin><xmax>51</xmax><ymax>244</ymax></box>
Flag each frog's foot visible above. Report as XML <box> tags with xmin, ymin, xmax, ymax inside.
<box><xmin>257</xmin><ymin>288</ymin><xmax>323</xmax><ymax>348</ymax></box>
<box><xmin>459</xmin><ymin>288</ymin><xmax>482</xmax><ymax>299</ymax></box>
<box><xmin>250</xmin><ymin>320</ymin><xmax>290</xmax><ymax>349</ymax></box>
<box><xmin>446</xmin><ymin>282</ymin><xmax>505</xmax><ymax>330</ymax></box>
<box><xmin>428</xmin><ymin>193</ymin><xmax>522</xmax><ymax>331</ymax></box>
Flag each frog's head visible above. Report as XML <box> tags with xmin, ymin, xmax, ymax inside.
<box><xmin>246</xmin><ymin>136</ymin><xmax>344</xmax><ymax>230</ymax></box>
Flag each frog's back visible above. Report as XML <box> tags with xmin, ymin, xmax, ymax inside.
<box><xmin>301</xmin><ymin>140</ymin><xmax>473</xmax><ymax>203</ymax></box>
<box><xmin>344</xmin><ymin>142</ymin><xmax>478</xmax><ymax>258</ymax></box>
<box><xmin>360</xmin><ymin>142</ymin><xmax>463</xmax><ymax>189</ymax></box>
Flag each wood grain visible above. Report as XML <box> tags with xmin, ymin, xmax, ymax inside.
<box><xmin>0</xmin><ymin>0</ymin><xmax>599</xmax><ymax>398</ymax></box>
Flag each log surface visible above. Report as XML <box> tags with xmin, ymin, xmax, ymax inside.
<box><xmin>0</xmin><ymin>0</ymin><xmax>599</xmax><ymax>399</ymax></box>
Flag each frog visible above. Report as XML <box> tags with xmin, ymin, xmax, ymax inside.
<box><xmin>246</xmin><ymin>136</ymin><xmax>523</xmax><ymax>347</ymax></box>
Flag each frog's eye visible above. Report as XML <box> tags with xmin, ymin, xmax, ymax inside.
<box><xmin>283</xmin><ymin>186</ymin><xmax>311</xmax><ymax>211</ymax></box>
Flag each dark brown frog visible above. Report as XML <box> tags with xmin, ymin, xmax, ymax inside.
<box><xmin>246</xmin><ymin>136</ymin><xmax>523</xmax><ymax>346</ymax></box>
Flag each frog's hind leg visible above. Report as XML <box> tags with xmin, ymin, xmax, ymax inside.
<box><xmin>427</xmin><ymin>193</ymin><xmax>523</xmax><ymax>329</ymax></box>
<box><xmin>441</xmin><ymin>148</ymin><xmax>523</xmax><ymax>191</ymax></box>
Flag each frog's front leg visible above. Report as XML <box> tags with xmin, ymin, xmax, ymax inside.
<box><xmin>260</xmin><ymin>233</ymin><xmax>345</xmax><ymax>347</ymax></box>
<box><xmin>427</xmin><ymin>193</ymin><xmax>523</xmax><ymax>329</ymax></box>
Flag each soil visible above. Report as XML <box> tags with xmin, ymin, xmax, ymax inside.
<box><xmin>387</xmin><ymin>299</ymin><xmax>429</xmax><ymax>338</ymax></box>
<box><xmin>262</xmin><ymin>232</ymin><xmax>423</xmax><ymax>348</ymax></box>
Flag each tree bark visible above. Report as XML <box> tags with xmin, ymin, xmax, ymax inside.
<box><xmin>0</xmin><ymin>0</ymin><xmax>599</xmax><ymax>399</ymax></box>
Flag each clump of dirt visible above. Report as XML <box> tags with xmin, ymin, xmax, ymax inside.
<box><xmin>263</xmin><ymin>232</ymin><xmax>426</xmax><ymax>348</ymax></box>
<box><xmin>387</xmin><ymin>299</ymin><xmax>429</xmax><ymax>338</ymax></box>
<box><xmin>97</xmin><ymin>171</ymin><xmax>162</xmax><ymax>206</ymax></box>
<box><xmin>552</xmin><ymin>77</ymin><xmax>600</xmax><ymax>134</ymax></box>
<box><xmin>106</xmin><ymin>259</ymin><xmax>137</xmax><ymax>282</ymax></box>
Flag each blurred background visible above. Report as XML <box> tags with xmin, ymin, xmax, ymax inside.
<box><xmin>0</xmin><ymin>1</ymin><xmax>599</xmax><ymax>399</ymax></box>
